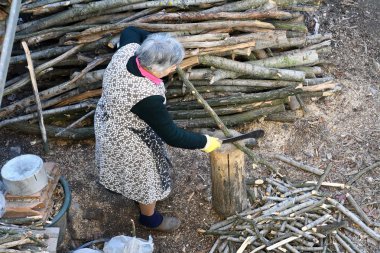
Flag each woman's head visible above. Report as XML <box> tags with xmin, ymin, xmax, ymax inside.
<box><xmin>136</xmin><ymin>33</ymin><xmax>185</xmax><ymax>77</ymax></box>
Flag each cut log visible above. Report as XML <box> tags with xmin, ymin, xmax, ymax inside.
<box><xmin>210</xmin><ymin>143</ymin><xmax>247</xmax><ymax>217</ymax></box>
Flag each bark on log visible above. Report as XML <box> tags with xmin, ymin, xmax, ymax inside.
<box><xmin>9</xmin><ymin>45</ymin><xmax>73</xmax><ymax>65</ymax></box>
<box><xmin>175</xmin><ymin>104</ymin><xmax>285</xmax><ymax>128</ymax></box>
<box><xmin>0</xmin><ymin>102</ymin><xmax>96</xmax><ymax>128</ymax></box>
<box><xmin>4</xmin><ymin>44</ymin><xmax>84</xmax><ymax>96</ymax></box>
<box><xmin>274</xmin><ymin>154</ymin><xmax>324</xmax><ymax>175</ymax></box>
<box><xmin>199</xmin><ymin>55</ymin><xmax>305</xmax><ymax>82</ymax></box>
<box><xmin>210</xmin><ymin>146</ymin><xmax>247</xmax><ymax>217</ymax></box>
<box><xmin>265</xmin><ymin>111</ymin><xmax>301</xmax><ymax>122</ymax></box>
<box><xmin>17</xmin><ymin>0</ymin><xmax>145</xmax><ymax>33</ymax></box>
<box><xmin>138</xmin><ymin>10</ymin><xmax>295</xmax><ymax>23</ymax></box>
<box><xmin>171</xmin><ymin>79</ymin><xmax>300</xmax><ymax>88</ymax></box>
<box><xmin>167</xmin><ymin>85</ymin><xmax>303</xmax><ymax>110</ymax></box>
<box><xmin>0</xmin><ymin>64</ymin><xmax>105</xmax><ymax>119</ymax></box>
<box><xmin>6</xmin><ymin>122</ymin><xmax>95</xmax><ymax>139</ymax></box>
<box><xmin>69</xmin><ymin>20</ymin><xmax>277</xmax><ymax>44</ymax></box>
<box><xmin>201</xmin><ymin>0</ymin><xmax>268</xmax><ymax>13</ymax></box>
<box><xmin>250</xmin><ymin>50</ymin><xmax>319</xmax><ymax>69</ymax></box>
<box><xmin>176</xmin><ymin>33</ymin><xmax>230</xmax><ymax>43</ymax></box>
<box><xmin>169</xmin><ymin>99</ymin><xmax>285</xmax><ymax>119</ymax></box>
<box><xmin>104</xmin><ymin>0</ymin><xmax>222</xmax><ymax>15</ymax></box>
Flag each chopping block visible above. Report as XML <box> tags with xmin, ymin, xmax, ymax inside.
<box><xmin>207</xmin><ymin>130</ymin><xmax>250</xmax><ymax>217</ymax></box>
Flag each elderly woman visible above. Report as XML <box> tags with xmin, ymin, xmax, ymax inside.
<box><xmin>94</xmin><ymin>27</ymin><xmax>222</xmax><ymax>232</ymax></box>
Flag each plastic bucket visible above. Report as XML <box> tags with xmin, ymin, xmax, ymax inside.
<box><xmin>46</xmin><ymin>176</ymin><xmax>71</xmax><ymax>246</ymax></box>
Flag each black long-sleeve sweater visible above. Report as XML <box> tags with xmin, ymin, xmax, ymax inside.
<box><xmin>119</xmin><ymin>27</ymin><xmax>207</xmax><ymax>149</ymax></box>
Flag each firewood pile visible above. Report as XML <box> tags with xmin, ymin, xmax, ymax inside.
<box><xmin>0</xmin><ymin>0</ymin><xmax>340</xmax><ymax>138</ymax></box>
<box><xmin>0</xmin><ymin>225</ymin><xmax>58</xmax><ymax>252</ymax></box>
<box><xmin>200</xmin><ymin>159</ymin><xmax>380</xmax><ymax>253</ymax></box>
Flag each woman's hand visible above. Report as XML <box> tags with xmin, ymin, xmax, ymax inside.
<box><xmin>201</xmin><ymin>135</ymin><xmax>222</xmax><ymax>153</ymax></box>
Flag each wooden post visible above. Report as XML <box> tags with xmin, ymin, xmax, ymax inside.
<box><xmin>210</xmin><ymin>144</ymin><xmax>247</xmax><ymax>217</ymax></box>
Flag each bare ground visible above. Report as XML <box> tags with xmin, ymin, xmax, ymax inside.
<box><xmin>0</xmin><ymin>0</ymin><xmax>379</xmax><ymax>252</ymax></box>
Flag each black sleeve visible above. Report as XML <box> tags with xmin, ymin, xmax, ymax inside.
<box><xmin>119</xmin><ymin>26</ymin><xmax>151</xmax><ymax>48</ymax></box>
<box><xmin>131</xmin><ymin>95</ymin><xmax>207</xmax><ymax>149</ymax></box>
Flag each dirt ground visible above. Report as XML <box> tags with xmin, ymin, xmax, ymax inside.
<box><xmin>0</xmin><ymin>0</ymin><xmax>379</xmax><ymax>252</ymax></box>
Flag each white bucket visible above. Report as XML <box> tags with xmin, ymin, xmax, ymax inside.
<box><xmin>1</xmin><ymin>154</ymin><xmax>48</xmax><ymax>196</ymax></box>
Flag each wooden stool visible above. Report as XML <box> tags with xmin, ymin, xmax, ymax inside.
<box><xmin>210</xmin><ymin>143</ymin><xmax>248</xmax><ymax>217</ymax></box>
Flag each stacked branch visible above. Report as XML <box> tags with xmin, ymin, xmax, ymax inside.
<box><xmin>0</xmin><ymin>225</ymin><xmax>50</xmax><ymax>251</ymax></box>
<box><xmin>202</xmin><ymin>161</ymin><xmax>380</xmax><ymax>252</ymax></box>
<box><xmin>0</xmin><ymin>0</ymin><xmax>340</xmax><ymax>138</ymax></box>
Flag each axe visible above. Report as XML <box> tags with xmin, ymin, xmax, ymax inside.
<box><xmin>222</xmin><ymin>129</ymin><xmax>265</xmax><ymax>144</ymax></box>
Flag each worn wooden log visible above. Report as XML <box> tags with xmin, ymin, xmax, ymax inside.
<box><xmin>68</xmin><ymin>20</ymin><xmax>276</xmax><ymax>44</ymax></box>
<box><xmin>274</xmin><ymin>154</ymin><xmax>324</xmax><ymax>175</ymax></box>
<box><xmin>138</xmin><ymin>10</ymin><xmax>295</xmax><ymax>23</ymax></box>
<box><xmin>0</xmin><ymin>62</ymin><xmax>105</xmax><ymax>119</ymax></box>
<box><xmin>170</xmin><ymin>99</ymin><xmax>285</xmax><ymax>119</ymax></box>
<box><xmin>199</xmin><ymin>55</ymin><xmax>305</xmax><ymax>81</ymax></box>
<box><xmin>17</xmin><ymin>0</ymin><xmax>144</xmax><ymax>33</ymax></box>
<box><xmin>210</xmin><ymin>142</ymin><xmax>247</xmax><ymax>217</ymax></box>
<box><xmin>4</xmin><ymin>44</ymin><xmax>84</xmax><ymax>96</ymax></box>
<box><xmin>171</xmin><ymin>79</ymin><xmax>299</xmax><ymax>89</ymax></box>
<box><xmin>6</xmin><ymin>122</ymin><xmax>95</xmax><ymax>139</ymax></box>
<box><xmin>204</xmin><ymin>51</ymin><xmax>315</xmax><ymax>83</ymax></box>
<box><xmin>0</xmin><ymin>102</ymin><xmax>96</xmax><ymax>128</ymax></box>
<box><xmin>167</xmin><ymin>85</ymin><xmax>302</xmax><ymax>111</ymax></box>
<box><xmin>201</xmin><ymin>0</ymin><xmax>267</xmax><ymax>13</ymax></box>
<box><xmin>176</xmin><ymin>104</ymin><xmax>285</xmax><ymax>128</ymax></box>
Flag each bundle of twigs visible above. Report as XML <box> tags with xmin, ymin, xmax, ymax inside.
<box><xmin>0</xmin><ymin>0</ymin><xmax>340</xmax><ymax>139</ymax></box>
<box><xmin>0</xmin><ymin>225</ymin><xmax>50</xmax><ymax>252</ymax></box>
<box><xmin>201</xmin><ymin>159</ymin><xmax>380</xmax><ymax>253</ymax></box>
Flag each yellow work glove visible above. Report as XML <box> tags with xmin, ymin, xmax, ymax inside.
<box><xmin>201</xmin><ymin>135</ymin><xmax>222</xmax><ymax>153</ymax></box>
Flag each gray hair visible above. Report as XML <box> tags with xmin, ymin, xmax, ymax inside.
<box><xmin>136</xmin><ymin>33</ymin><xmax>185</xmax><ymax>72</ymax></box>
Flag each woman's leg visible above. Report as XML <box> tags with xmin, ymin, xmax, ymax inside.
<box><xmin>139</xmin><ymin>202</ymin><xmax>156</xmax><ymax>216</ymax></box>
<box><xmin>138</xmin><ymin>201</ymin><xmax>180</xmax><ymax>232</ymax></box>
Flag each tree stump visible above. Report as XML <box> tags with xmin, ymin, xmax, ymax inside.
<box><xmin>210</xmin><ymin>144</ymin><xmax>248</xmax><ymax>217</ymax></box>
